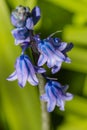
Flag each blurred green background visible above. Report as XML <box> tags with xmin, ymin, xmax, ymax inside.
<box><xmin>0</xmin><ymin>0</ymin><xmax>87</xmax><ymax>130</ymax></box>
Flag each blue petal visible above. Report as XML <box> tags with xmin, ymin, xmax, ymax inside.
<box><xmin>44</xmin><ymin>41</ymin><xmax>55</xmax><ymax>51</ymax></box>
<box><xmin>32</xmin><ymin>6</ymin><xmax>41</xmax><ymax>25</ymax></box>
<box><xmin>46</xmin><ymin>87</ymin><xmax>56</xmax><ymax>112</ymax></box>
<box><xmin>44</xmin><ymin>46</ymin><xmax>63</xmax><ymax>68</ymax></box>
<box><xmin>47</xmin><ymin>57</ymin><xmax>55</xmax><ymax>68</ymax></box>
<box><xmin>58</xmin><ymin>42</ymin><xmax>67</xmax><ymax>51</ymax></box>
<box><xmin>24</xmin><ymin>56</ymin><xmax>39</xmax><ymax>86</ymax></box>
<box><xmin>57</xmin><ymin>99</ymin><xmax>65</xmax><ymax>111</ymax></box>
<box><xmin>12</xmin><ymin>28</ymin><xmax>29</xmax><ymax>40</ymax></box>
<box><xmin>55</xmin><ymin>50</ymin><xmax>65</xmax><ymax>61</ymax></box>
<box><xmin>40</xmin><ymin>94</ymin><xmax>48</xmax><ymax>101</ymax></box>
<box><xmin>11</xmin><ymin>14</ymin><xmax>18</xmax><ymax>27</ymax></box>
<box><xmin>34</xmin><ymin>66</ymin><xmax>46</xmax><ymax>73</ymax></box>
<box><xmin>62</xmin><ymin>43</ymin><xmax>73</xmax><ymax>53</ymax></box>
<box><xmin>45</xmin><ymin>48</ymin><xmax>57</xmax><ymax>68</ymax></box>
<box><xmin>51</xmin><ymin>84</ymin><xmax>62</xmax><ymax>99</ymax></box>
<box><xmin>52</xmin><ymin>81</ymin><xmax>62</xmax><ymax>89</ymax></box>
<box><xmin>26</xmin><ymin>17</ymin><xmax>34</xmax><ymax>30</ymax></box>
<box><xmin>65</xmin><ymin>57</ymin><xmax>71</xmax><ymax>63</ymax></box>
<box><xmin>51</xmin><ymin>62</ymin><xmax>62</xmax><ymax>74</ymax></box>
<box><xmin>7</xmin><ymin>71</ymin><xmax>17</xmax><ymax>81</ymax></box>
<box><xmin>62</xmin><ymin>93</ymin><xmax>73</xmax><ymax>101</ymax></box>
<box><xmin>15</xmin><ymin>56</ymin><xmax>28</xmax><ymax>87</ymax></box>
<box><xmin>15</xmin><ymin>37</ymin><xmax>30</xmax><ymax>45</ymax></box>
<box><xmin>28</xmin><ymin>74</ymin><xmax>38</xmax><ymax>86</ymax></box>
<box><xmin>38</xmin><ymin>54</ymin><xmax>47</xmax><ymax>66</ymax></box>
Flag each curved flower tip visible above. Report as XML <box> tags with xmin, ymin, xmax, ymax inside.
<box><xmin>31</xmin><ymin>6</ymin><xmax>41</xmax><ymax>25</ymax></box>
<box><xmin>34</xmin><ymin>66</ymin><xmax>46</xmax><ymax>73</ymax></box>
<box><xmin>7</xmin><ymin>54</ymin><xmax>45</xmax><ymax>87</ymax></box>
<box><xmin>15</xmin><ymin>37</ymin><xmax>30</xmax><ymax>46</ymax></box>
<box><xmin>40</xmin><ymin>80</ymin><xmax>73</xmax><ymax>112</ymax></box>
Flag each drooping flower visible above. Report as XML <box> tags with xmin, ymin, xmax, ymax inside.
<box><xmin>7</xmin><ymin>54</ymin><xmax>46</xmax><ymax>87</ymax></box>
<box><xmin>11</xmin><ymin>27</ymin><xmax>31</xmax><ymax>45</ymax></box>
<box><xmin>37</xmin><ymin>38</ymin><xmax>72</xmax><ymax>74</ymax></box>
<box><xmin>40</xmin><ymin>80</ymin><xmax>73</xmax><ymax>112</ymax></box>
<box><xmin>12</xmin><ymin>27</ymin><xmax>29</xmax><ymax>40</ymax></box>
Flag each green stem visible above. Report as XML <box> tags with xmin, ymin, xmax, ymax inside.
<box><xmin>29</xmin><ymin>30</ymin><xmax>51</xmax><ymax>130</ymax></box>
<box><xmin>37</xmin><ymin>74</ymin><xmax>51</xmax><ymax>130</ymax></box>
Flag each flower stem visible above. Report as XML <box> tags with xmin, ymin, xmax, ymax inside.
<box><xmin>37</xmin><ymin>74</ymin><xmax>51</xmax><ymax>130</ymax></box>
<box><xmin>29</xmin><ymin>30</ymin><xmax>51</xmax><ymax>130</ymax></box>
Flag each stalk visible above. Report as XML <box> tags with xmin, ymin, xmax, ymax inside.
<box><xmin>37</xmin><ymin>74</ymin><xmax>51</xmax><ymax>130</ymax></box>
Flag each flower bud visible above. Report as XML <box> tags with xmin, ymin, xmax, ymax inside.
<box><xmin>11</xmin><ymin>5</ymin><xmax>30</xmax><ymax>27</ymax></box>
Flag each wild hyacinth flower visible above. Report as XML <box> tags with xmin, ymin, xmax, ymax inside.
<box><xmin>7</xmin><ymin>5</ymin><xmax>73</xmax><ymax>115</ymax></box>
<box><xmin>40</xmin><ymin>80</ymin><xmax>73</xmax><ymax>112</ymax></box>
<box><xmin>12</xmin><ymin>27</ymin><xmax>29</xmax><ymax>40</ymax></box>
<box><xmin>7</xmin><ymin>54</ymin><xmax>46</xmax><ymax>87</ymax></box>
<box><xmin>11</xmin><ymin>5</ymin><xmax>41</xmax><ymax>45</ymax></box>
<box><xmin>37</xmin><ymin>38</ymin><xmax>72</xmax><ymax>74</ymax></box>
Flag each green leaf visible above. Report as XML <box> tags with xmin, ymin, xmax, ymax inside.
<box><xmin>1</xmin><ymin>82</ymin><xmax>41</xmax><ymax>130</ymax></box>
<box><xmin>57</xmin><ymin>113</ymin><xmax>87</xmax><ymax>130</ymax></box>
<box><xmin>65</xmin><ymin>96</ymin><xmax>87</xmax><ymax>117</ymax></box>
<box><xmin>63</xmin><ymin>47</ymin><xmax>87</xmax><ymax>73</ymax></box>
<box><xmin>6</xmin><ymin>0</ymin><xmax>37</xmax><ymax>9</ymax></box>
<box><xmin>83</xmin><ymin>75</ymin><xmax>87</xmax><ymax>96</ymax></box>
<box><xmin>63</xmin><ymin>26</ymin><xmax>87</xmax><ymax>46</ymax></box>
<box><xmin>46</xmin><ymin>0</ymin><xmax>87</xmax><ymax>13</ymax></box>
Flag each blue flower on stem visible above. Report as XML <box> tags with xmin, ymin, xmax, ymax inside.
<box><xmin>37</xmin><ymin>38</ymin><xmax>71</xmax><ymax>74</ymax></box>
<box><xmin>7</xmin><ymin>5</ymin><xmax>74</xmax><ymax>113</ymax></box>
<box><xmin>7</xmin><ymin>54</ymin><xmax>46</xmax><ymax>87</ymax></box>
<box><xmin>40</xmin><ymin>80</ymin><xmax>73</xmax><ymax>112</ymax></box>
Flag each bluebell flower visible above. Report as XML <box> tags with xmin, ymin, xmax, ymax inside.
<box><xmin>11</xmin><ymin>5</ymin><xmax>41</xmax><ymax>29</ymax></box>
<box><xmin>37</xmin><ymin>39</ymin><xmax>71</xmax><ymax>74</ymax></box>
<box><xmin>12</xmin><ymin>27</ymin><xmax>29</xmax><ymax>40</ymax></box>
<box><xmin>11</xmin><ymin>27</ymin><xmax>31</xmax><ymax>45</ymax></box>
<box><xmin>40</xmin><ymin>80</ymin><xmax>73</xmax><ymax>112</ymax></box>
<box><xmin>7</xmin><ymin>54</ymin><xmax>46</xmax><ymax>87</ymax></box>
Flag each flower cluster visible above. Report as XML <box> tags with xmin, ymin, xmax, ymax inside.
<box><xmin>7</xmin><ymin>5</ymin><xmax>73</xmax><ymax>112</ymax></box>
<box><xmin>11</xmin><ymin>5</ymin><xmax>41</xmax><ymax>45</ymax></box>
